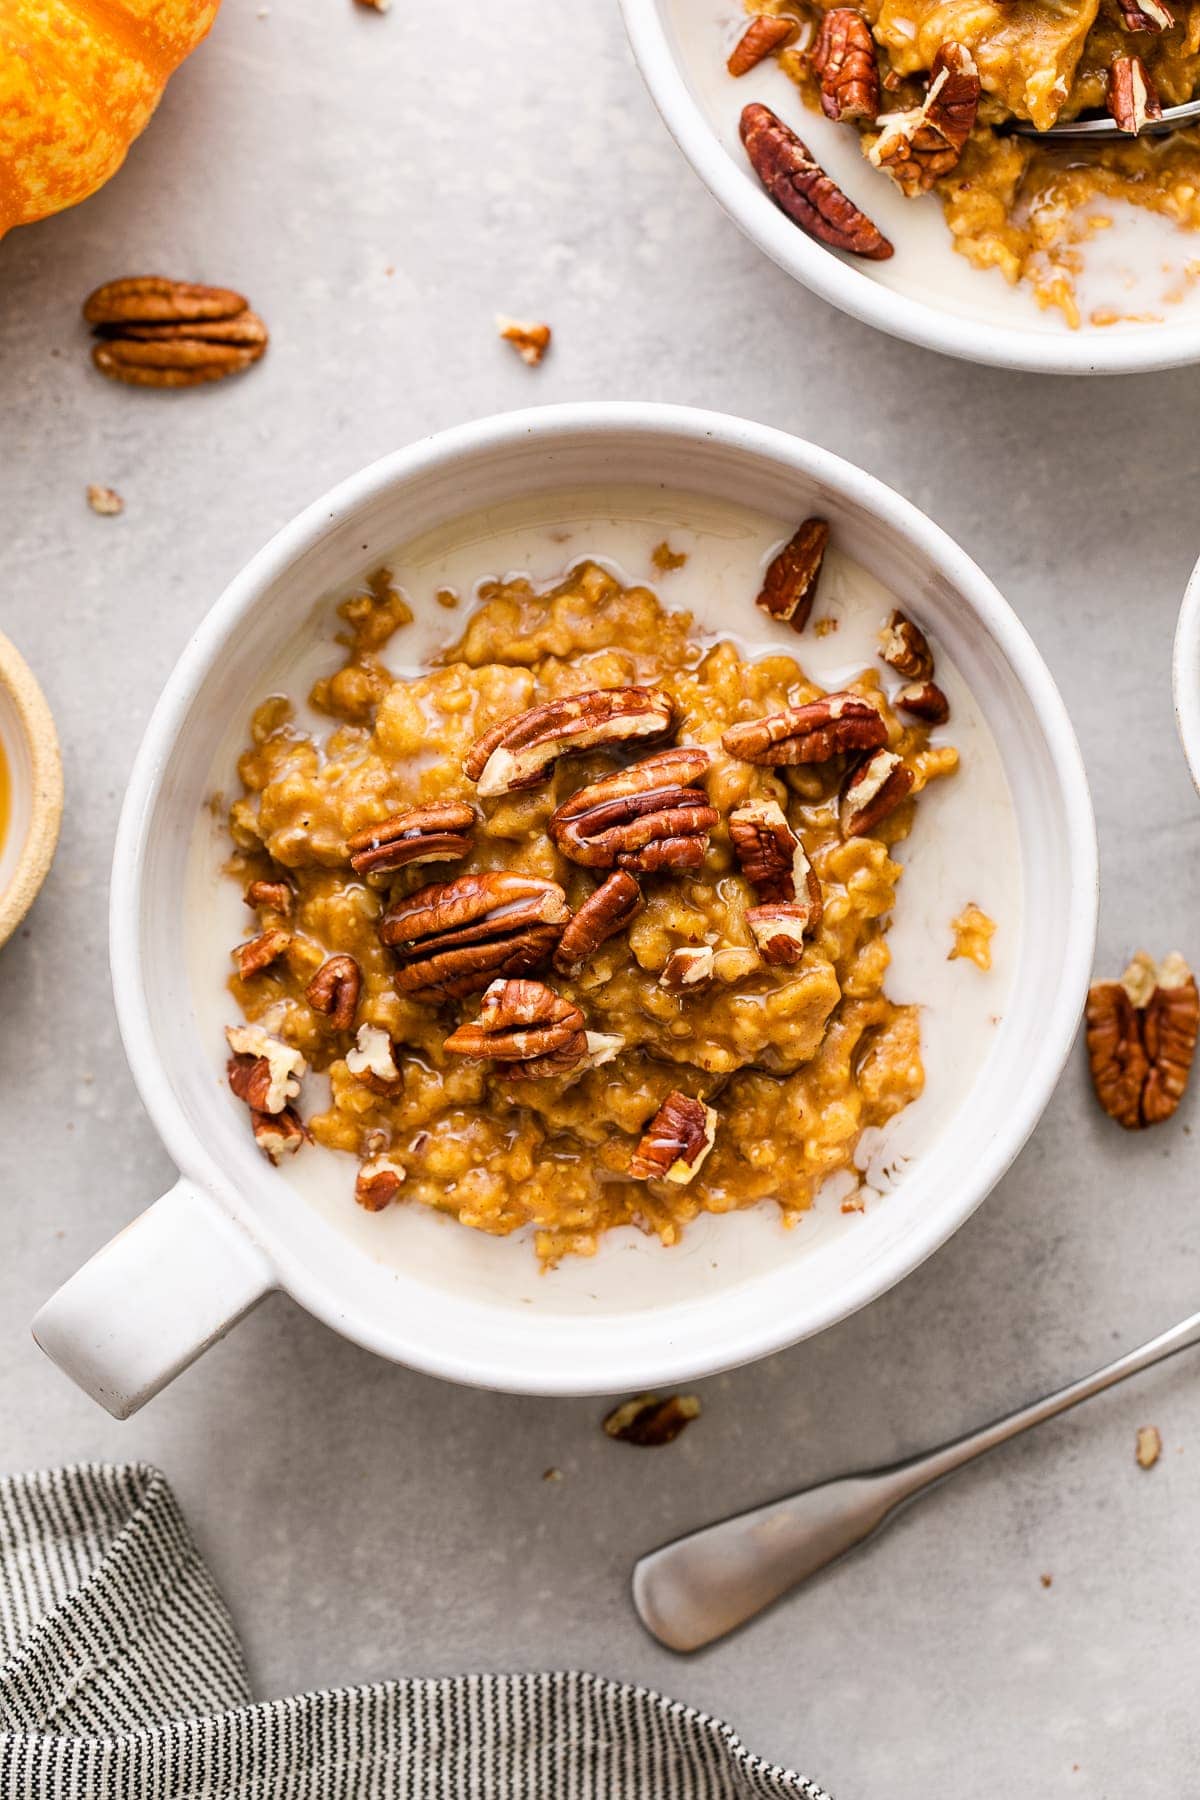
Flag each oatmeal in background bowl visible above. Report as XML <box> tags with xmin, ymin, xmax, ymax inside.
<box><xmin>195</xmin><ymin>485</ymin><xmax>1020</xmax><ymax>1272</ymax></box>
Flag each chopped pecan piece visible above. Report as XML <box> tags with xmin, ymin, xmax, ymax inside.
<box><xmin>740</xmin><ymin>102</ymin><xmax>893</xmax><ymax>260</ymax></box>
<box><xmin>1086</xmin><ymin>951</ymin><xmax>1199</xmax><ymax>1128</ymax></box>
<box><xmin>347</xmin><ymin>802</ymin><xmax>476</xmax><ymax>876</ymax></box>
<box><xmin>729</xmin><ymin>797</ymin><xmax>815</xmax><ymax>903</ymax></box>
<box><xmin>234</xmin><ymin>928</ymin><xmax>291</xmax><ymax>979</ymax></box>
<box><xmin>1136</xmin><ymin>1424</ymin><xmax>1162</xmax><ymax>1468</ymax></box>
<box><xmin>629</xmin><ymin>1091</ymin><xmax>718</xmax><ymax>1183</ymax></box>
<box><xmin>660</xmin><ymin>945</ymin><xmax>716</xmax><ymax>992</ymax></box>
<box><xmin>549</xmin><ymin>748</ymin><xmax>717</xmax><ymax>873</ymax></box>
<box><xmin>895</xmin><ymin>680</ymin><xmax>950</xmax><ymax>724</ymax></box>
<box><xmin>722</xmin><ymin>693</ymin><xmax>886</xmax><ymax>765</ymax></box>
<box><xmin>306</xmin><ymin>954</ymin><xmax>362</xmax><ymax>1031</ymax></box>
<box><xmin>497</xmin><ymin>316</ymin><xmax>552</xmax><ymax>365</ymax></box>
<box><xmin>444</xmin><ymin>979</ymin><xmax>589</xmax><ymax>1079</ymax></box>
<box><xmin>465</xmin><ymin>687</ymin><xmax>675</xmax><ymax>798</ymax></box>
<box><xmin>840</xmin><ymin>748</ymin><xmax>915</xmax><ymax>835</ymax></box>
<box><xmin>747</xmin><ymin>897</ymin><xmax>820</xmax><ymax>964</ymax></box>
<box><xmin>345</xmin><ymin>1022</ymin><xmax>404</xmax><ymax>1094</ymax></box>
<box><xmin>553</xmin><ymin>871</ymin><xmax>643</xmax><ymax>974</ymax></box>
<box><xmin>244</xmin><ymin>878</ymin><xmax>293</xmax><ymax>916</ymax></box>
<box><xmin>355</xmin><ymin>1157</ymin><xmax>406</xmax><ymax>1211</ymax></box>
<box><xmin>251</xmin><ymin>1106</ymin><xmax>309</xmax><ymax>1164</ymax></box>
<box><xmin>84</xmin><ymin>277</ymin><xmax>268</xmax><ymax>388</ymax></box>
<box><xmin>381</xmin><ymin>871</ymin><xmax>570</xmax><ymax>1001</ymax></box>
<box><xmin>1108</xmin><ymin>54</ymin><xmax>1162</xmax><ymax>131</ymax></box>
<box><xmin>1117</xmin><ymin>0</ymin><xmax>1173</xmax><ymax>28</ymax></box>
<box><xmin>812</xmin><ymin>10</ymin><xmax>881</xmax><ymax>120</ymax></box>
<box><xmin>728</xmin><ymin>12</ymin><xmax>796</xmax><ymax>74</ymax></box>
<box><xmin>86</xmin><ymin>484</ymin><xmax>124</xmax><ymax>516</ymax></box>
<box><xmin>868</xmin><ymin>43</ymin><xmax>980</xmax><ymax>195</ymax></box>
<box><xmin>225</xmin><ymin>1023</ymin><xmax>307</xmax><ymax>1115</ymax></box>
<box><xmin>603</xmin><ymin>1392</ymin><xmax>701</xmax><ymax>1447</ymax></box>
<box><xmin>878</xmin><ymin>609</ymin><xmax>934</xmax><ymax>682</ymax></box>
<box><xmin>756</xmin><ymin>519</ymin><xmax>829</xmax><ymax>631</ymax></box>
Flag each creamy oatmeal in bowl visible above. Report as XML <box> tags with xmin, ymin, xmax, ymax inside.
<box><xmin>623</xmin><ymin>0</ymin><xmax>1200</xmax><ymax>368</ymax></box>
<box><xmin>33</xmin><ymin>407</ymin><xmax>1096</xmax><ymax>1414</ymax></box>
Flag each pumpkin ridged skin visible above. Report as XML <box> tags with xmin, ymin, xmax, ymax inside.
<box><xmin>0</xmin><ymin>0</ymin><xmax>221</xmax><ymax>237</ymax></box>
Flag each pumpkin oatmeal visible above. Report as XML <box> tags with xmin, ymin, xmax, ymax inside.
<box><xmin>734</xmin><ymin>0</ymin><xmax>1200</xmax><ymax>322</ymax></box>
<box><xmin>221</xmin><ymin>553</ymin><xmax>960</xmax><ymax>1264</ymax></box>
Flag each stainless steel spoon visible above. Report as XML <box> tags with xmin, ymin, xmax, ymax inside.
<box><xmin>1011</xmin><ymin>97</ymin><xmax>1200</xmax><ymax>138</ymax></box>
<box><xmin>633</xmin><ymin>1307</ymin><xmax>1200</xmax><ymax>1653</ymax></box>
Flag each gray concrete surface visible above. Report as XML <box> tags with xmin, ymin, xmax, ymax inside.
<box><xmin>4</xmin><ymin>4</ymin><xmax>1200</xmax><ymax>1795</ymax></box>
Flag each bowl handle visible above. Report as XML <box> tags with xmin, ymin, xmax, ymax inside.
<box><xmin>32</xmin><ymin>1179</ymin><xmax>276</xmax><ymax>1418</ymax></box>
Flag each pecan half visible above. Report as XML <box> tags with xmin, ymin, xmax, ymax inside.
<box><xmin>660</xmin><ymin>945</ymin><xmax>716</xmax><ymax>992</ymax></box>
<box><xmin>497</xmin><ymin>316</ymin><xmax>552</xmax><ymax>365</ymax></box>
<box><xmin>756</xmin><ymin>518</ymin><xmax>829</xmax><ymax>631</ymax></box>
<box><xmin>812</xmin><ymin>10</ymin><xmax>881</xmax><ymax>120</ymax></box>
<box><xmin>380</xmin><ymin>871</ymin><xmax>570</xmax><ymax>1001</ymax></box>
<box><xmin>1108</xmin><ymin>54</ymin><xmax>1162</xmax><ymax>131</ymax></box>
<box><xmin>225</xmin><ymin>1023</ymin><xmax>307</xmax><ymax>1115</ymax></box>
<box><xmin>603</xmin><ymin>1393</ymin><xmax>701</xmax><ymax>1447</ymax></box>
<box><xmin>868</xmin><ymin>43</ymin><xmax>980</xmax><ymax>195</ymax></box>
<box><xmin>244</xmin><ymin>878</ymin><xmax>293</xmax><ymax>916</ymax></box>
<box><xmin>355</xmin><ymin>1157</ymin><xmax>406</xmax><ymax>1211</ymax></box>
<box><xmin>895</xmin><ymin>680</ymin><xmax>950</xmax><ymax>724</ymax></box>
<box><xmin>1087</xmin><ymin>952</ymin><xmax>1199</xmax><ymax>1129</ymax></box>
<box><xmin>840</xmin><ymin>748</ymin><xmax>915</xmax><ymax>835</ymax></box>
<box><xmin>553</xmin><ymin>871</ymin><xmax>643</xmax><ymax>974</ymax></box>
<box><xmin>1117</xmin><ymin>0</ymin><xmax>1173</xmax><ymax>30</ymax></box>
<box><xmin>234</xmin><ymin>929</ymin><xmax>291</xmax><ymax>979</ymax></box>
<box><xmin>740</xmin><ymin>102</ymin><xmax>893</xmax><ymax>259</ymax></box>
<box><xmin>345</xmin><ymin>1022</ymin><xmax>404</xmax><ymax>1095</ymax></box>
<box><xmin>728</xmin><ymin>12</ymin><xmax>796</xmax><ymax>75</ymax></box>
<box><xmin>629</xmin><ymin>1091</ymin><xmax>718</xmax><ymax>1183</ymax></box>
<box><xmin>729</xmin><ymin>798</ymin><xmax>812</xmax><ymax>903</ymax></box>
<box><xmin>722</xmin><ymin>693</ymin><xmax>887</xmax><ymax>765</ymax></box>
<box><xmin>878</xmin><ymin>609</ymin><xmax>934</xmax><ymax>682</ymax></box>
<box><xmin>251</xmin><ymin>1106</ymin><xmax>309</xmax><ymax>1164</ymax></box>
<box><xmin>346</xmin><ymin>802</ymin><xmax>476</xmax><ymax>876</ymax></box>
<box><xmin>85</xmin><ymin>277</ymin><xmax>268</xmax><ymax>389</ymax></box>
<box><xmin>465</xmin><ymin>687</ymin><xmax>675</xmax><ymax>798</ymax></box>
<box><xmin>306</xmin><ymin>955</ymin><xmax>362</xmax><ymax>1031</ymax></box>
<box><xmin>747</xmin><ymin>897</ymin><xmax>821</xmax><ymax>965</ymax></box>
<box><xmin>444</xmin><ymin>978</ymin><xmax>588</xmax><ymax>1079</ymax></box>
<box><xmin>549</xmin><ymin>748</ymin><xmax>717</xmax><ymax>873</ymax></box>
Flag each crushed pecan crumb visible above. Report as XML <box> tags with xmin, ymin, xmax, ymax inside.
<box><xmin>225</xmin><ymin>1023</ymin><xmax>306</xmax><ymax>1115</ymax></box>
<box><xmin>355</xmin><ymin>1157</ymin><xmax>405</xmax><ymax>1211</ymax></box>
<box><xmin>1136</xmin><ymin>1425</ymin><xmax>1162</xmax><ymax>1468</ymax></box>
<box><xmin>86</xmin><ymin>484</ymin><xmax>124</xmax><ymax>516</ymax></box>
<box><xmin>660</xmin><ymin>945</ymin><xmax>716</xmax><ymax>992</ymax></box>
<box><xmin>345</xmin><ymin>1022</ymin><xmax>404</xmax><ymax>1095</ymax></box>
<box><xmin>497</xmin><ymin>315</ymin><xmax>552</xmax><ymax>365</ymax></box>
<box><xmin>747</xmin><ymin>900</ymin><xmax>819</xmax><ymax>965</ymax></box>
<box><xmin>603</xmin><ymin>1392</ymin><xmax>702</xmax><ymax>1447</ymax></box>
<box><xmin>251</xmin><ymin>1106</ymin><xmax>308</xmax><ymax>1163</ymax></box>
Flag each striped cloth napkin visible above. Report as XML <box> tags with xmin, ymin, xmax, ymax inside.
<box><xmin>0</xmin><ymin>1464</ymin><xmax>830</xmax><ymax>1799</ymax></box>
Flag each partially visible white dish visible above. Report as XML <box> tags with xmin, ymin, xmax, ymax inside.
<box><xmin>620</xmin><ymin>0</ymin><xmax>1200</xmax><ymax>374</ymax></box>
<box><xmin>1173</xmin><ymin>555</ymin><xmax>1200</xmax><ymax>792</ymax></box>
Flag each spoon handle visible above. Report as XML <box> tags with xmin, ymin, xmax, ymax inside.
<box><xmin>633</xmin><ymin>1307</ymin><xmax>1200</xmax><ymax>1653</ymax></box>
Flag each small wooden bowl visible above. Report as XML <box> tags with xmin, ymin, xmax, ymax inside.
<box><xmin>0</xmin><ymin>633</ymin><xmax>63</xmax><ymax>948</ymax></box>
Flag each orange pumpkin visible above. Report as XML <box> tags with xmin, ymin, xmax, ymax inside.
<box><xmin>0</xmin><ymin>0</ymin><xmax>221</xmax><ymax>238</ymax></box>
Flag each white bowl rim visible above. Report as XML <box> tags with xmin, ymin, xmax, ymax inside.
<box><xmin>109</xmin><ymin>401</ymin><xmax>1099</xmax><ymax>1393</ymax></box>
<box><xmin>1173</xmin><ymin>553</ymin><xmax>1200</xmax><ymax>792</ymax></box>
<box><xmin>619</xmin><ymin>0</ymin><xmax>1200</xmax><ymax>376</ymax></box>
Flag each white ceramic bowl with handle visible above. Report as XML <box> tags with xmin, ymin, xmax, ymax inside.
<box><xmin>33</xmin><ymin>404</ymin><xmax>1098</xmax><ymax>1418</ymax></box>
<box><xmin>620</xmin><ymin>0</ymin><xmax>1200</xmax><ymax>374</ymax></box>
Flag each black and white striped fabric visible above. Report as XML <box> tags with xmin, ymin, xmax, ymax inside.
<box><xmin>0</xmin><ymin>1464</ymin><xmax>831</xmax><ymax>1799</ymax></box>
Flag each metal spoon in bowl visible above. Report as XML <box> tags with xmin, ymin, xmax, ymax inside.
<box><xmin>632</xmin><ymin>1306</ymin><xmax>1200</xmax><ymax>1653</ymax></box>
<box><xmin>1010</xmin><ymin>97</ymin><xmax>1200</xmax><ymax>138</ymax></box>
